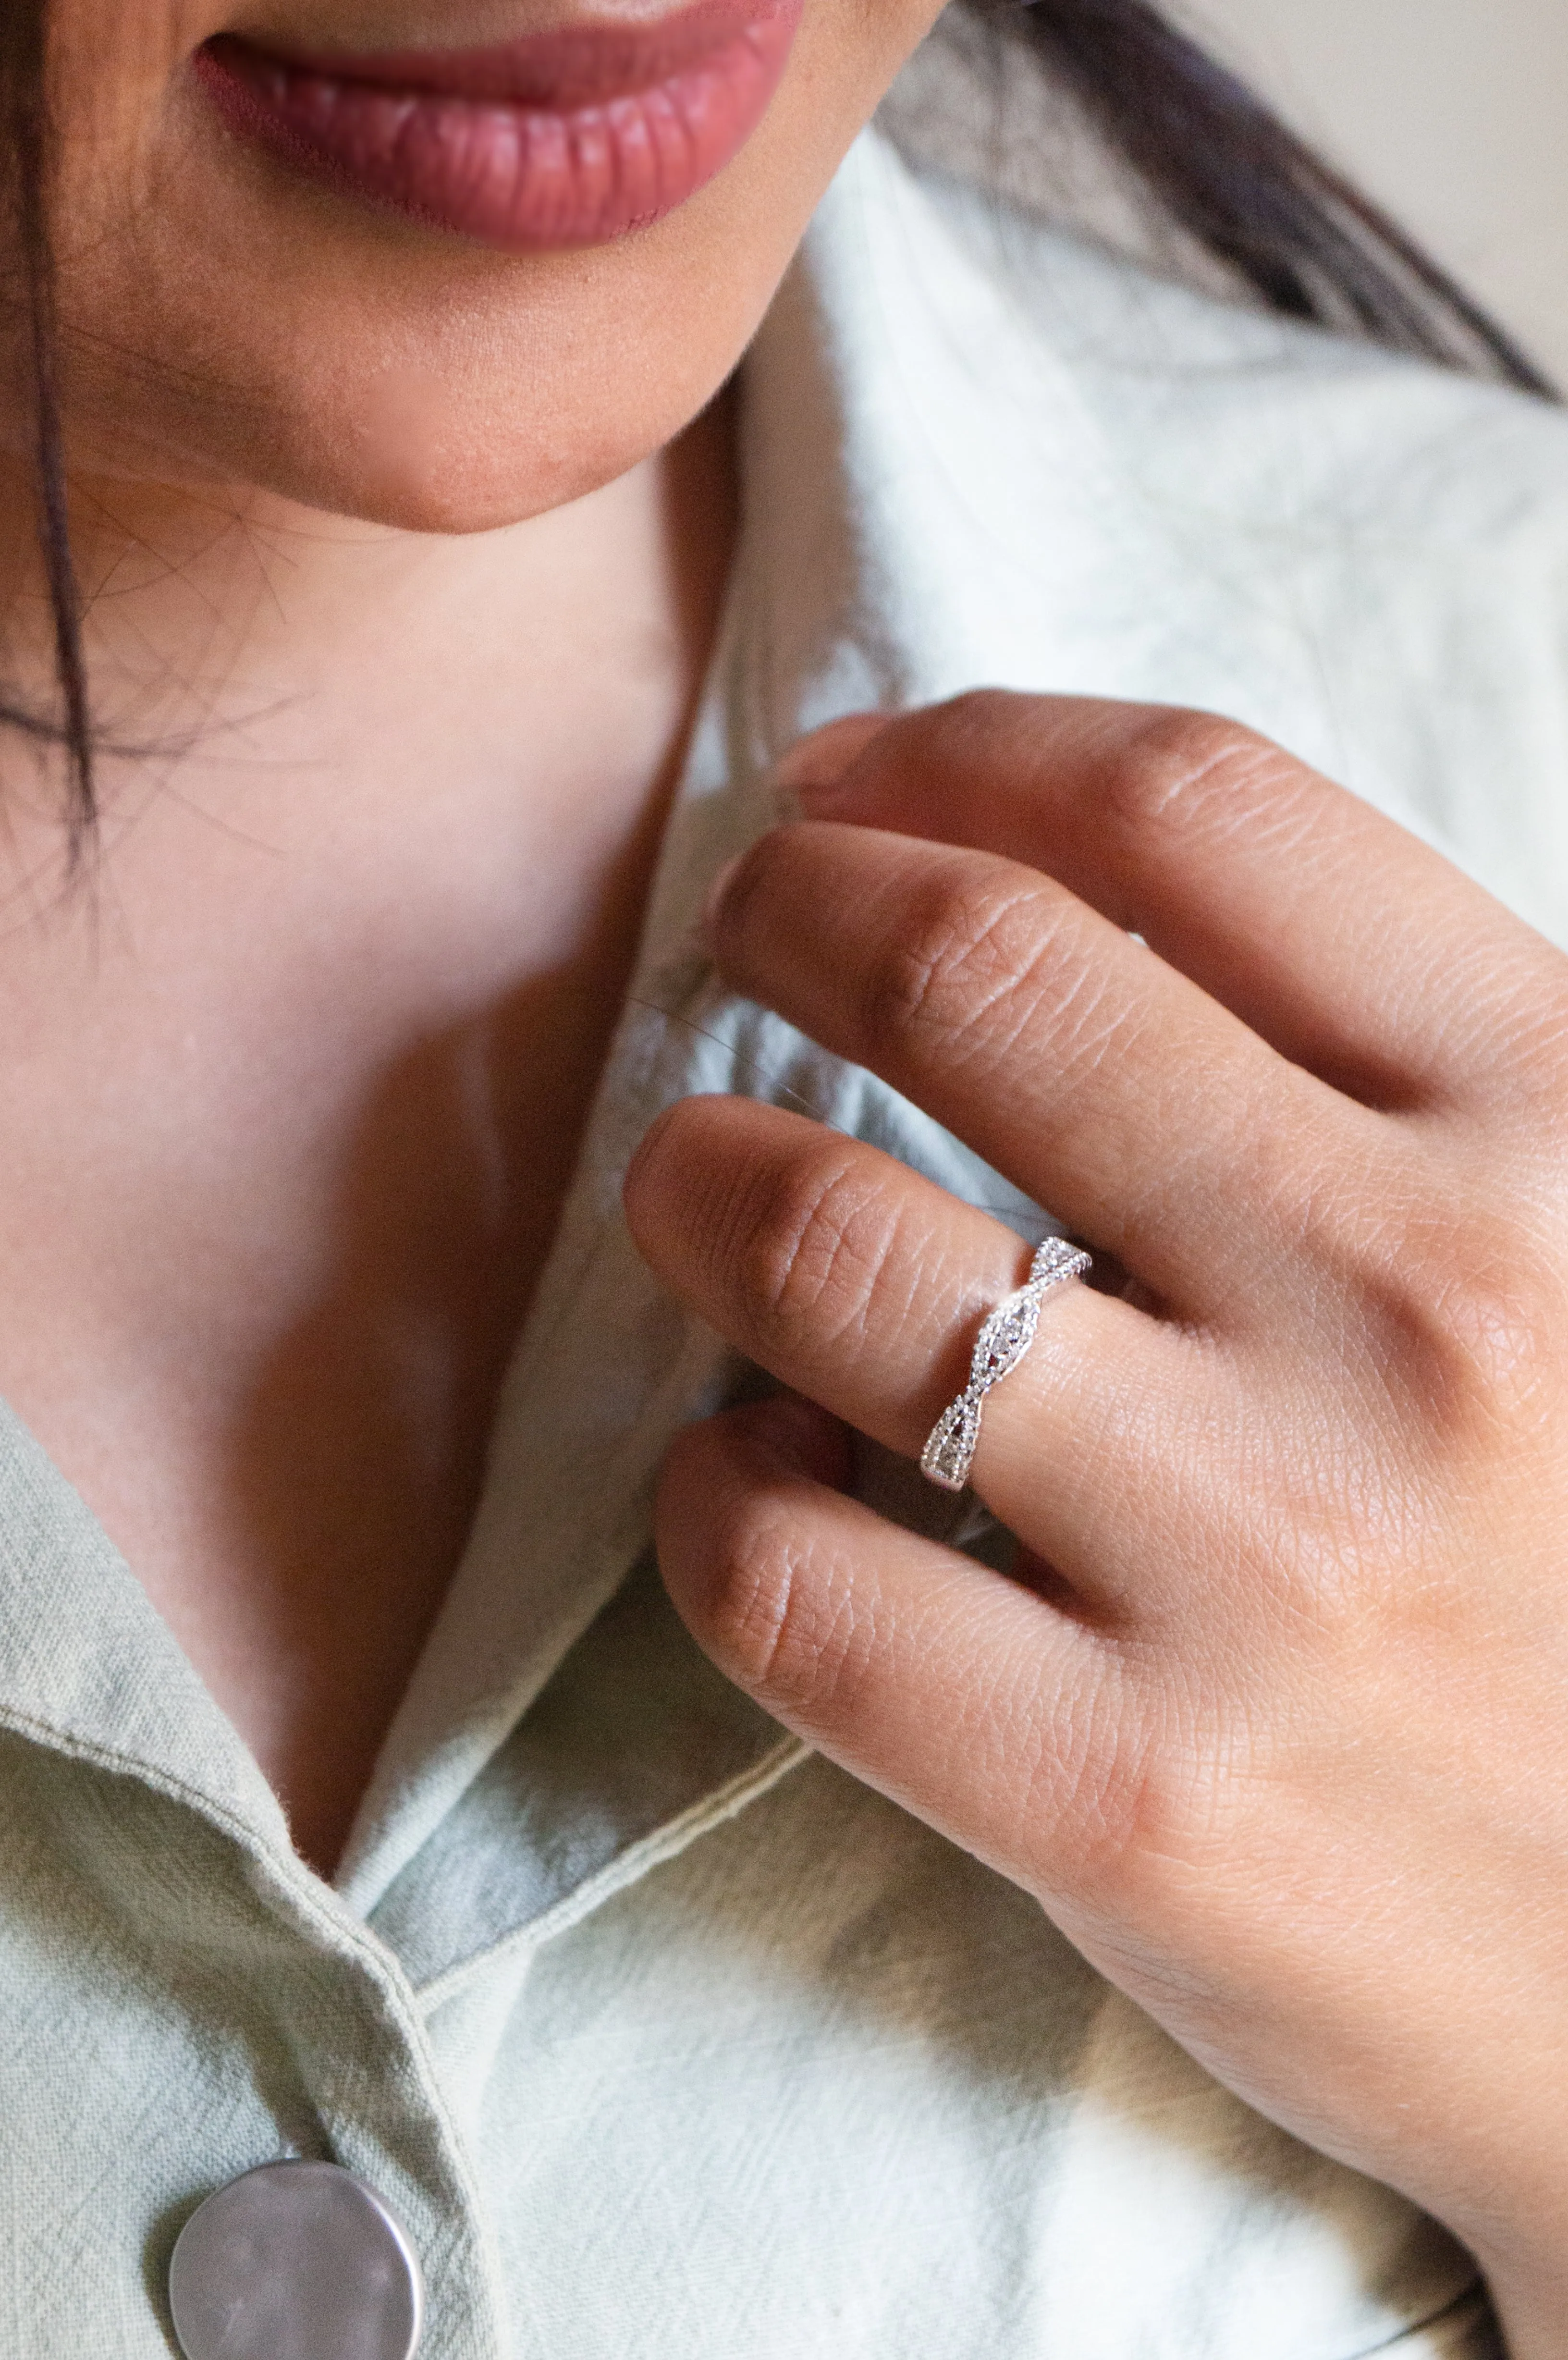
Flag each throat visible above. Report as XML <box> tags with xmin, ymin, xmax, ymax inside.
<box><xmin>0</xmin><ymin>401</ymin><xmax>735</xmax><ymax>1878</ymax></box>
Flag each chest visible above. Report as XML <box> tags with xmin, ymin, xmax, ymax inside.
<box><xmin>0</xmin><ymin>1723</ymin><xmax>1483</xmax><ymax>2360</ymax></box>
<box><xmin>0</xmin><ymin>761</ymin><xmax>665</xmax><ymax>1871</ymax></box>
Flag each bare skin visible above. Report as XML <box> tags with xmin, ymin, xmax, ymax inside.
<box><xmin>0</xmin><ymin>406</ymin><xmax>733</xmax><ymax>1870</ymax></box>
<box><xmin>0</xmin><ymin>0</ymin><xmax>943</xmax><ymax>1872</ymax></box>
<box><xmin>7</xmin><ymin>0</ymin><xmax>1568</xmax><ymax>2348</ymax></box>
<box><xmin>625</xmin><ymin>694</ymin><xmax>1568</xmax><ymax>2360</ymax></box>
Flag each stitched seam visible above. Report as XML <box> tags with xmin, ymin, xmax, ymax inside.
<box><xmin>0</xmin><ymin>1698</ymin><xmax>506</xmax><ymax>2304</ymax></box>
<box><xmin>414</xmin><ymin>1735</ymin><xmax>813</xmax><ymax>2013</ymax></box>
<box><xmin>0</xmin><ymin>1701</ymin><xmax>278</xmax><ymax>1849</ymax></box>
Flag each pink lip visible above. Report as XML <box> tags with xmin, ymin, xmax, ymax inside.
<box><xmin>195</xmin><ymin>0</ymin><xmax>802</xmax><ymax>252</ymax></box>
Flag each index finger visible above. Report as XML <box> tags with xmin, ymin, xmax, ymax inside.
<box><xmin>783</xmin><ymin>693</ymin><xmax>1568</xmax><ymax>1119</ymax></box>
<box><xmin>705</xmin><ymin>819</ymin><xmax>1332</xmax><ymax>1318</ymax></box>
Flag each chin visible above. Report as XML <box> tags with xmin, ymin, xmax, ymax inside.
<box><xmin>271</xmin><ymin>344</ymin><xmax>726</xmax><ymax>533</ymax></box>
<box><xmin>306</xmin><ymin>409</ymin><xmax>662</xmax><ymax>539</ymax></box>
<box><xmin>42</xmin><ymin>0</ymin><xmax>927</xmax><ymax>540</ymax></box>
<box><xmin>306</xmin><ymin>448</ymin><xmax>649</xmax><ymax>538</ymax></box>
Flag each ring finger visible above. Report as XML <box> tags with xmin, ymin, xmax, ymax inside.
<box><xmin>625</xmin><ymin>1092</ymin><xmax>1210</xmax><ymax>1604</ymax></box>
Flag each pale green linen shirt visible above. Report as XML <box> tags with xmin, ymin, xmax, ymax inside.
<box><xmin>5</xmin><ymin>112</ymin><xmax>1568</xmax><ymax>2360</ymax></box>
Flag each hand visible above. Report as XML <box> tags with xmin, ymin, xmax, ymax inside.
<box><xmin>623</xmin><ymin>691</ymin><xmax>1568</xmax><ymax>2358</ymax></box>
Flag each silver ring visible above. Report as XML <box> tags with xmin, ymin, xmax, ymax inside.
<box><xmin>920</xmin><ymin>1236</ymin><xmax>1091</xmax><ymax>1492</ymax></box>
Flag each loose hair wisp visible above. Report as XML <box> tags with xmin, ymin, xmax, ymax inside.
<box><xmin>2</xmin><ymin>0</ymin><xmax>92</xmax><ymax>843</ymax></box>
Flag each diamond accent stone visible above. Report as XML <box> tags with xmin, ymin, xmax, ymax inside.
<box><xmin>919</xmin><ymin>1236</ymin><xmax>1091</xmax><ymax>1493</ymax></box>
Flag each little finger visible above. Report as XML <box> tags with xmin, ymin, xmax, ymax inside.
<box><xmin>656</xmin><ymin>1391</ymin><xmax>1144</xmax><ymax>1892</ymax></box>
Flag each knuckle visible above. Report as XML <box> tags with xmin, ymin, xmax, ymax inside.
<box><xmin>1013</xmin><ymin>1653</ymin><xmax>1230</xmax><ymax>1919</ymax></box>
<box><xmin>733</xmin><ymin>1145</ymin><xmax>903</xmax><ymax>1362</ymax></box>
<box><xmin>925</xmin><ymin>686</ymin><xmax>1029</xmax><ymax>755</ymax></box>
<box><xmin>693</xmin><ymin>1487</ymin><xmax>870</xmax><ymax>1714</ymax></box>
<box><xmin>874</xmin><ymin>688</ymin><xmax>1025</xmax><ymax>774</ymax></box>
<box><xmin>1102</xmin><ymin>709</ymin><xmax>1287</xmax><ymax>843</ymax></box>
<box><xmin>860</xmin><ymin>863</ymin><xmax>1058</xmax><ymax>1069</ymax></box>
<box><xmin>1353</xmin><ymin>1190</ymin><xmax>1566</xmax><ymax>1436</ymax></box>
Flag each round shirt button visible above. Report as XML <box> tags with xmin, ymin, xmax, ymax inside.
<box><xmin>168</xmin><ymin>2160</ymin><xmax>423</xmax><ymax>2360</ymax></box>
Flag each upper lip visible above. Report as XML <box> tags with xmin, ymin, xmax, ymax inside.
<box><xmin>231</xmin><ymin>0</ymin><xmax>792</xmax><ymax>105</ymax></box>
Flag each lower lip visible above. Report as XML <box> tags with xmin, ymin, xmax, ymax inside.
<box><xmin>194</xmin><ymin>0</ymin><xmax>802</xmax><ymax>253</ymax></box>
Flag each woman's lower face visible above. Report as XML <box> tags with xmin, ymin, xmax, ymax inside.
<box><xmin>26</xmin><ymin>0</ymin><xmax>945</xmax><ymax>532</ymax></box>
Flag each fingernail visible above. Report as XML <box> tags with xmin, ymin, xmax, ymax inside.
<box><xmin>751</xmin><ymin>1392</ymin><xmax>854</xmax><ymax>1490</ymax></box>
<box><xmin>773</xmin><ymin>713</ymin><xmax>887</xmax><ymax>807</ymax></box>
<box><xmin>700</xmin><ymin>851</ymin><xmax>743</xmax><ymax>948</ymax></box>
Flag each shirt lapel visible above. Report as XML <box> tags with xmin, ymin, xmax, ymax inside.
<box><xmin>0</xmin><ymin>1397</ymin><xmax>290</xmax><ymax>1851</ymax></box>
<box><xmin>334</xmin><ymin>125</ymin><xmax>1104</xmax><ymax>1927</ymax></box>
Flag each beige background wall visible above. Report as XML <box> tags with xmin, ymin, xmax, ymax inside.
<box><xmin>1182</xmin><ymin>0</ymin><xmax>1568</xmax><ymax>384</ymax></box>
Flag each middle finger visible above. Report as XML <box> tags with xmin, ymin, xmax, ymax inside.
<box><xmin>707</xmin><ymin>820</ymin><xmax>1356</xmax><ymax>1320</ymax></box>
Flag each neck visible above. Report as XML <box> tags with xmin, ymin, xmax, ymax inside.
<box><xmin>0</xmin><ymin>414</ymin><xmax>731</xmax><ymax>882</ymax></box>
<box><xmin>0</xmin><ymin>405</ymin><xmax>735</xmax><ymax>1873</ymax></box>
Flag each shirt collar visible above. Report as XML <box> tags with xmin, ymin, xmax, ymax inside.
<box><xmin>0</xmin><ymin>118</ymin><xmax>1268</xmax><ymax>1902</ymax></box>
<box><xmin>0</xmin><ymin>1394</ymin><xmax>292</xmax><ymax>1847</ymax></box>
<box><xmin>332</xmin><ymin>125</ymin><xmax>1096</xmax><ymax>1910</ymax></box>
<box><xmin>0</xmin><ymin>121</ymin><xmax>1418</xmax><ymax>1933</ymax></box>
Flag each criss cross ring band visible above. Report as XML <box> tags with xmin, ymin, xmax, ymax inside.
<box><xmin>920</xmin><ymin>1237</ymin><xmax>1092</xmax><ymax>1493</ymax></box>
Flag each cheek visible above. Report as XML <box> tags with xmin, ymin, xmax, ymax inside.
<box><xmin>44</xmin><ymin>0</ymin><xmax>944</xmax><ymax>532</ymax></box>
